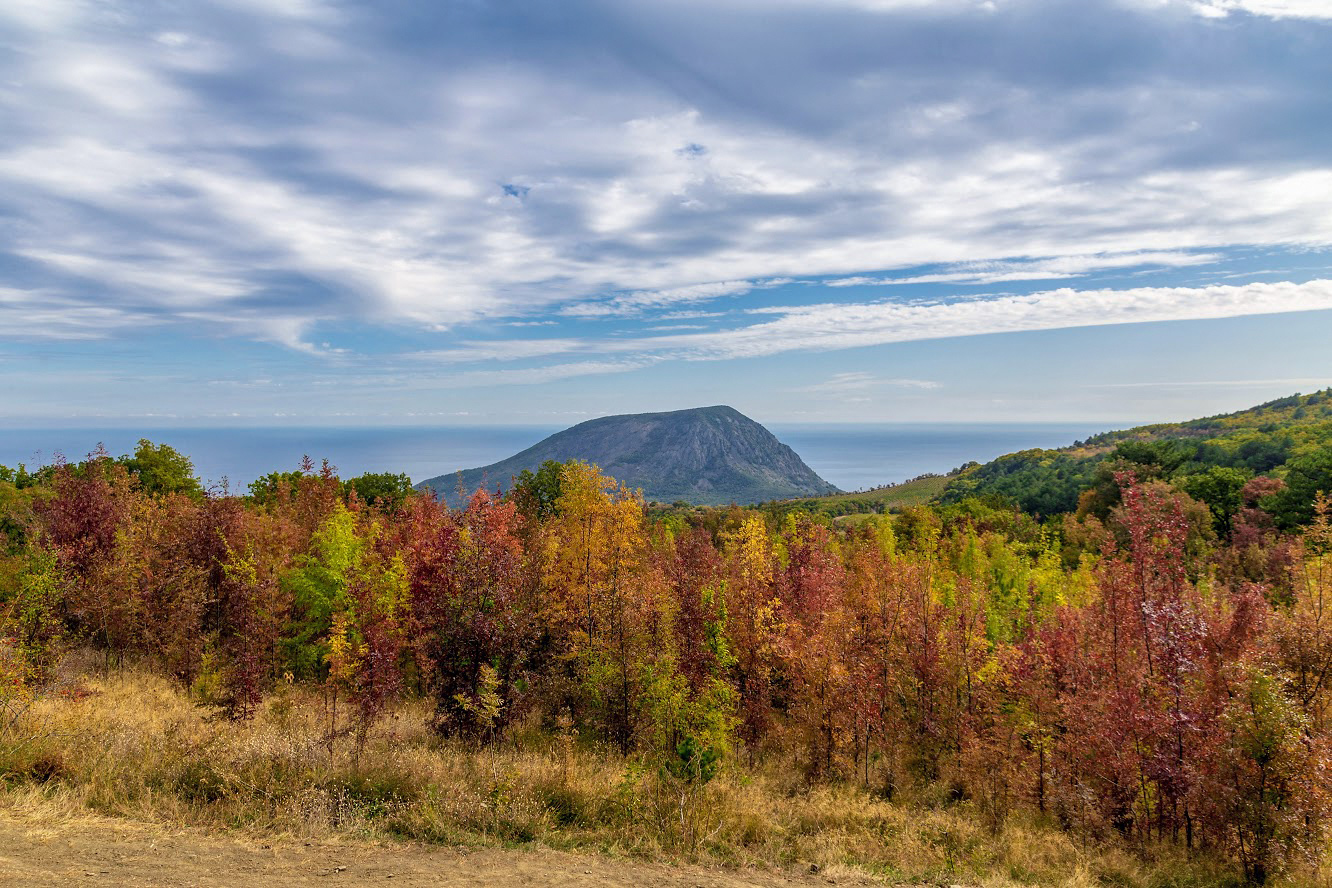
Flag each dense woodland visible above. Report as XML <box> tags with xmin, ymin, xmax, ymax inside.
<box><xmin>3</xmin><ymin>401</ymin><xmax>1332</xmax><ymax>884</ymax></box>
<box><xmin>938</xmin><ymin>390</ymin><xmax>1332</xmax><ymax>527</ymax></box>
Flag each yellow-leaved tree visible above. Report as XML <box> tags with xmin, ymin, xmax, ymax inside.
<box><xmin>543</xmin><ymin>461</ymin><xmax>655</xmax><ymax>751</ymax></box>
<box><xmin>723</xmin><ymin>513</ymin><xmax>783</xmax><ymax>756</ymax></box>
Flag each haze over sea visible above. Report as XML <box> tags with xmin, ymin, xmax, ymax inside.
<box><xmin>0</xmin><ymin>423</ymin><xmax>1127</xmax><ymax>496</ymax></box>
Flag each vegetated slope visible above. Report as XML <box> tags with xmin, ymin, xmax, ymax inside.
<box><xmin>417</xmin><ymin>406</ymin><xmax>840</xmax><ymax>506</ymax></box>
<box><xmin>939</xmin><ymin>388</ymin><xmax>1332</xmax><ymax>523</ymax></box>
<box><xmin>767</xmin><ymin>473</ymin><xmax>953</xmax><ymax>519</ymax></box>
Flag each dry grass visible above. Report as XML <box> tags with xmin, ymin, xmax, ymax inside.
<box><xmin>0</xmin><ymin>665</ymin><xmax>1310</xmax><ymax>887</ymax></box>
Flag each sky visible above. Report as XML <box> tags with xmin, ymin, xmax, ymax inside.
<box><xmin>2</xmin><ymin>0</ymin><xmax>1331</xmax><ymax>428</ymax></box>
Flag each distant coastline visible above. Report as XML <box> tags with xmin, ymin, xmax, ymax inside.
<box><xmin>0</xmin><ymin>421</ymin><xmax>1128</xmax><ymax>494</ymax></box>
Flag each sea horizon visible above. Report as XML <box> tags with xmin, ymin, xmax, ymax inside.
<box><xmin>0</xmin><ymin>420</ymin><xmax>1135</xmax><ymax>495</ymax></box>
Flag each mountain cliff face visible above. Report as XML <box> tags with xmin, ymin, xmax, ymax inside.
<box><xmin>418</xmin><ymin>406</ymin><xmax>840</xmax><ymax>505</ymax></box>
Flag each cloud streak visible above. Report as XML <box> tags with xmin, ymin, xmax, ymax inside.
<box><xmin>824</xmin><ymin>251</ymin><xmax>1225</xmax><ymax>288</ymax></box>
<box><xmin>638</xmin><ymin>279</ymin><xmax>1332</xmax><ymax>360</ymax></box>
<box><xmin>435</xmin><ymin>279</ymin><xmax>1329</xmax><ymax>383</ymax></box>
<box><xmin>795</xmin><ymin>372</ymin><xmax>942</xmax><ymax>395</ymax></box>
<box><xmin>560</xmin><ymin>280</ymin><xmax>758</xmax><ymax>318</ymax></box>
<box><xmin>1185</xmin><ymin>1</ymin><xmax>1332</xmax><ymax>19</ymax></box>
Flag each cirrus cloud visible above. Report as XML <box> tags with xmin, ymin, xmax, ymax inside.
<box><xmin>453</xmin><ymin>278</ymin><xmax>1332</xmax><ymax>382</ymax></box>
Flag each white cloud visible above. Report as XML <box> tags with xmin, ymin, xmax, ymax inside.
<box><xmin>216</xmin><ymin>0</ymin><xmax>338</xmax><ymax>20</ymax></box>
<box><xmin>825</xmin><ymin>251</ymin><xmax>1223</xmax><ymax>287</ymax></box>
<box><xmin>1188</xmin><ymin>0</ymin><xmax>1332</xmax><ymax>19</ymax></box>
<box><xmin>0</xmin><ymin>0</ymin><xmax>84</xmax><ymax>31</ymax></box>
<box><xmin>635</xmin><ymin>279</ymin><xmax>1332</xmax><ymax>360</ymax></box>
<box><xmin>796</xmin><ymin>372</ymin><xmax>942</xmax><ymax>394</ymax></box>
<box><xmin>561</xmin><ymin>280</ymin><xmax>756</xmax><ymax>318</ymax></box>
<box><xmin>409</xmin><ymin>339</ymin><xmax>585</xmax><ymax>363</ymax></box>
<box><xmin>0</xmin><ymin>287</ymin><xmax>156</xmax><ymax>339</ymax></box>
<box><xmin>724</xmin><ymin>0</ymin><xmax>996</xmax><ymax>10</ymax></box>
<box><xmin>442</xmin><ymin>279</ymin><xmax>1332</xmax><ymax>387</ymax></box>
<box><xmin>657</xmin><ymin>310</ymin><xmax>728</xmax><ymax>320</ymax></box>
<box><xmin>441</xmin><ymin>359</ymin><xmax>664</xmax><ymax>387</ymax></box>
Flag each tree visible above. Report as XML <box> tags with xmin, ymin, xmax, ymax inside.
<box><xmin>510</xmin><ymin>460</ymin><xmax>565</xmax><ymax>522</ymax></box>
<box><xmin>722</xmin><ymin>514</ymin><xmax>784</xmax><ymax>755</ymax></box>
<box><xmin>1203</xmin><ymin>663</ymin><xmax>1323</xmax><ymax>885</ymax></box>
<box><xmin>403</xmin><ymin>490</ymin><xmax>535</xmax><ymax>742</ymax></box>
<box><xmin>212</xmin><ymin>503</ymin><xmax>292</xmax><ymax>717</ymax></box>
<box><xmin>120</xmin><ymin>439</ymin><xmax>202</xmax><ymax>499</ymax></box>
<box><xmin>38</xmin><ymin>449</ymin><xmax>140</xmax><ymax>660</ymax></box>
<box><xmin>1271</xmin><ymin>496</ymin><xmax>1332</xmax><ymax>733</ymax></box>
<box><xmin>779</xmin><ymin>514</ymin><xmax>854</xmax><ymax>778</ymax></box>
<box><xmin>126</xmin><ymin>493</ymin><xmax>210</xmax><ymax>684</ymax></box>
<box><xmin>1271</xmin><ymin>449</ymin><xmax>1332</xmax><ymax>529</ymax></box>
<box><xmin>338</xmin><ymin>546</ymin><xmax>410</xmax><ymax>759</ymax></box>
<box><xmin>1180</xmin><ymin>465</ymin><xmax>1253</xmax><ymax>535</ymax></box>
<box><xmin>643</xmin><ymin>526</ymin><xmax>737</xmax><ymax>769</ymax></box>
<box><xmin>345</xmin><ymin>472</ymin><xmax>415</xmax><ymax>510</ymax></box>
<box><xmin>543</xmin><ymin>461</ymin><xmax>654</xmax><ymax>751</ymax></box>
<box><xmin>0</xmin><ymin>549</ymin><xmax>67</xmax><ymax>686</ymax></box>
<box><xmin>281</xmin><ymin>505</ymin><xmax>365</xmax><ymax>680</ymax></box>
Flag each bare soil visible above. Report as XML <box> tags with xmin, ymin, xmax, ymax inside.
<box><xmin>0</xmin><ymin>809</ymin><xmax>879</xmax><ymax>888</ymax></box>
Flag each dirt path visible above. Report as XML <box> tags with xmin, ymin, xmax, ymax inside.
<box><xmin>0</xmin><ymin>810</ymin><xmax>878</xmax><ymax>888</ymax></box>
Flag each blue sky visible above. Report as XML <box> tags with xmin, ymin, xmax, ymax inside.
<box><xmin>2</xmin><ymin>0</ymin><xmax>1331</xmax><ymax>427</ymax></box>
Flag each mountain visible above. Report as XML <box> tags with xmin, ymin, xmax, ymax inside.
<box><xmin>417</xmin><ymin>406</ymin><xmax>840</xmax><ymax>506</ymax></box>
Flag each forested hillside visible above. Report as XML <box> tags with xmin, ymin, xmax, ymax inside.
<box><xmin>2</xmin><ymin>422</ymin><xmax>1331</xmax><ymax>885</ymax></box>
<box><xmin>762</xmin><ymin>473</ymin><xmax>955</xmax><ymax>521</ymax></box>
<box><xmin>939</xmin><ymin>389</ymin><xmax>1332</xmax><ymax>527</ymax></box>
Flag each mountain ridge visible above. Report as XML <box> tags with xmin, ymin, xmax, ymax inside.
<box><xmin>417</xmin><ymin>405</ymin><xmax>840</xmax><ymax>506</ymax></box>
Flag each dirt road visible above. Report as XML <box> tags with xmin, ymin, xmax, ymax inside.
<box><xmin>0</xmin><ymin>810</ymin><xmax>876</xmax><ymax>887</ymax></box>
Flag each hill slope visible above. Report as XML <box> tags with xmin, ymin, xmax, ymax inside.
<box><xmin>418</xmin><ymin>406</ymin><xmax>840</xmax><ymax>506</ymax></box>
<box><xmin>770</xmin><ymin>473</ymin><xmax>954</xmax><ymax>518</ymax></box>
<box><xmin>939</xmin><ymin>388</ymin><xmax>1332</xmax><ymax>524</ymax></box>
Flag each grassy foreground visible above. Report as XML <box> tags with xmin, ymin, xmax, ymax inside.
<box><xmin>0</xmin><ymin>664</ymin><xmax>1265</xmax><ymax>888</ymax></box>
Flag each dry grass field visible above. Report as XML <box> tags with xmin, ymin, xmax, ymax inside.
<box><xmin>0</xmin><ymin>664</ymin><xmax>1256</xmax><ymax>888</ymax></box>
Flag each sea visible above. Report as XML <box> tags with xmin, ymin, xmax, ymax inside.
<box><xmin>0</xmin><ymin>422</ymin><xmax>1123</xmax><ymax>495</ymax></box>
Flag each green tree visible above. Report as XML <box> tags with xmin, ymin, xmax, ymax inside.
<box><xmin>1208</xmin><ymin>664</ymin><xmax>1322</xmax><ymax>885</ymax></box>
<box><xmin>345</xmin><ymin>472</ymin><xmax>415</xmax><ymax>509</ymax></box>
<box><xmin>511</xmin><ymin>459</ymin><xmax>565</xmax><ymax>521</ymax></box>
<box><xmin>1179</xmin><ymin>465</ymin><xmax>1253</xmax><ymax>535</ymax></box>
<box><xmin>1272</xmin><ymin>449</ymin><xmax>1332</xmax><ymax>529</ymax></box>
<box><xmin>120</xmin><ymin>440</ymin><xmax>202</xmax><ymax>498</ymax></box>
<box><xmin>247</xmin><ymin>470</ymin><xmax>307</xmax><ymax>504</ymax></box>
<box><xmin>281</xmin><ymin>506</ymin><xmax>365</xmax><ymax>679</ymax></box>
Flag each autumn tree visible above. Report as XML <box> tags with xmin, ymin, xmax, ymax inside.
<box><xmin>542</xmin><ymin>461</ymin><xmax>655</xmax><ymax>751</ymax></box>
<box><xmin>37</xmin><ymin>449</ymin><xmax>142</xmax><ymax>662</ymax></box>
<box><xmin>402</xmin><ymin>490</ymin><xmax>535</xmax><ymax>741</ymax></box>
<box><xmin>722</xmin><ymin>513</ymin><xmax>784</xmax><ymax>756</ymax></box>
<box><xmin>211</xmin><ymin>500</ymin><xmax>292</xmax><ymax>717</ymax></box>
<box><xmin>644</xmin><ymin>526</ymin><xmax>736</xmax><ymax>764</ymax></box>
